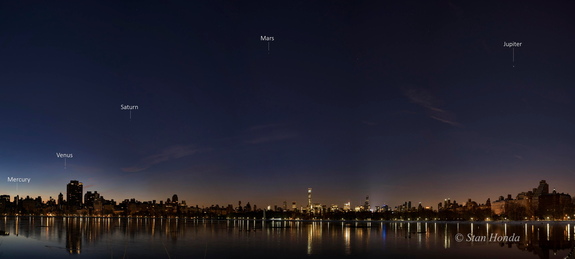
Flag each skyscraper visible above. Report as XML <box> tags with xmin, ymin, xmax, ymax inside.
<box><xmin>534</xmin><ymin>180</ymin><xmax>549</xmax><ymax>196</ymax></box>
<box><xmin>67</xmin><ymin>180</ymin><xmax>83</xmax><ymax>210</ymax></box>
<box><xmin>364</xmin><ymin>196</ymin><xmax>370</xmax><ymax>211</ymax></box>
<box><xmin>308</xmin><ymin>188</ymin><xmax>312</xmax><ymax>212</ymax></box>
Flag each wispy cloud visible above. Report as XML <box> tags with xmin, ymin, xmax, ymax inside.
<box><xmin>245</xmin><ymin>132</ymin><xmax>297</xmax><ymax>144</ymax></box>
<box><xmin>244</xmin><ymin>123</ymin><xmax>297</xmax><ymax>144</ymax></box>
<box><xmin>247</xmin><ymin>123</ymin><xmax>284</xmax><ymax>131</ymax></box>
<box><xmin>404</xmin><ymin>87</ymin><xmax>461</xmax><ymax>127</ymax></box>
<box><xmin>122</xmin><ymin>145</ymin><xmax>207</xmax><ymax>173</ymax></box>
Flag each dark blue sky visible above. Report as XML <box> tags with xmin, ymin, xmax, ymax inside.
<box><xmin>1</xmin><ymin>1</ymin><xmax>575</xmax><ymax>209</ymax></box>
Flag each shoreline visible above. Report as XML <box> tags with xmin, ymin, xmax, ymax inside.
<box><xmin>1</xmin><ymin>215</ymin><xmax>573</xmax><ymax>224</ymax></box>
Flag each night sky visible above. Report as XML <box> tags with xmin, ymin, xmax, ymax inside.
<box><xmin>1</xmin><ymin>1</ymin><xmax>575</xmax><ymax>209</ymax></box>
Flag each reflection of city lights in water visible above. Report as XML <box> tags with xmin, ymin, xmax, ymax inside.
<box><xmin>15</xmin><ymin>216</ymin><xmax>19</xmax><ymax>236</ymax></box>
<box><xmin>525</xmin><ymin>223</ymin><xmax>528</xmax><ymax>241</ymax></box>
<box><xmin>417</xmin><ymin>222</ymin><xmax>421</xmax><ymax>233</ymax></box>
<box><xmin>382</xmin><ymin>223</ymin><xmax>386</xmax><ymax>242</ymax></box>
<box><xmin>444</xmin><ymin>223</ymin><xmax>450</xmax><ymax>249</ymax></box>
<box><xmin>344</xmin><ymin>226</ymin><xmax>351</xmax><ymax>255</ymax></box>
<box><xmin>486</xmin><ymin>223</ymin><xmax>490</xmax><ymax>241</ymax></box>
<box><xmin>10</xmin><ymin>218</ymin><xmax>575</xmax><ymax>257</ymax></box>
<box><xmin>567</xmin><ymin>224</ymin><xmax>570</xmax><ymax>241</ymax></box>
<box><xmin>434</xmin><ymin>223</ymin><xmax>437</xmax><ymax>242</ymax></box>
<box><xmin>547</xmin><ymin>223</ymin><xmax>550</xmax><ymax>241</ymax></box>
<box><xmin>417</xmin><ymin>222</ymin><xmax>422</xmax><ymax>248</ymax></box>
<box><xmin>565</xmin><ymin>224</ymin><xmax>571</xmax><ymax>241</ymax></box>
<box><xmin>307</xmin><ymin>223</ymin><xmax>314</xmax><ymax>255</ymax></box>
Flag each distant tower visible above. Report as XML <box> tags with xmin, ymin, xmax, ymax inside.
<box><xmin>172</xmin><ymin>194</ymin><xmax>178</xmax><ymax>204</ymax></box>
<box><xmin>364</xmin><ymin>196</ymin><xmax>370</xmax><ymax>211</ymax></box>
<box><xmin>535</xmin><ymin>180</ymin><xmax>549</xmax><ymax>196</ymax></box>
<box><xmin>308</xmin><ymin>188</ymin><xmax>312</xmax><ymax>212</ymax></box>
<box><xmin>66</xmin><ymin>180</ymin><xmax>83</xmax><ymax>210</ymax></box>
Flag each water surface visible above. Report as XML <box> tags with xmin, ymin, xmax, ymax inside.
<box><xmin>0</xmin><ymin>217</ymin><xmax>571</xmax><ymax>258</ymax></box>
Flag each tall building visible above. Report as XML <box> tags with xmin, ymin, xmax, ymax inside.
<box><xmin>534</xmin><ymin>180</ymin><xmax>549</xmax><ymax>196</ymax></box>
<box><xmin>307</xmin><ymin>188</ymin><xmax>312</xmax><ymax>212</ymax></box>
<box><xmin>532</xmin><ymin>180</ymin><xmax>550</xmax><ymax>213</ymax></box>
<box><xmin>84</xmin><ymin>191</ymin><xmax>100</xmax><ymax>209</ymax></box>
<box><xmin>172</xmin><ymin>194</ymin><xmax>178</xmax><ymax>204</ymax></box>
<box><xmin>67</xmin><ymin>180</ymin><xmax>83</xmax><ymax>210</ymax></box>
<box><xmin>364</xmin><ymin>196</ymin><xmax>370</xmax><ymax>211</ymax></box>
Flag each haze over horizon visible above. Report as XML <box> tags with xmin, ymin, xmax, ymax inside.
<box><xmin>1</xmin><ymin>1</ymin><xmax>575</xmax><ymax>209</ymax></box>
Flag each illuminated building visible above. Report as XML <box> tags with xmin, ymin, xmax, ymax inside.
<box><xmin>363</xmin><ymin>196</ymin><xmax>370</xmax><ymax>211</ymax></box>
<box><xmin>84</xmin><ymin>191</ymin><xmax>100</xmax><ymax>209</ymax></box>
<box><xmin>330</xmin><ymin>204</ymin><xmax>339</xmax><ymax>212</ymax></box>
<box><xmin>344</xmin><ymin>202</ymin><xmax>351</xmax><ymax>211</ymax></box>
<box><xmin>308</xmin><ymin>188</ymin><xmax>312</xmax><ymax>212</ymax></box>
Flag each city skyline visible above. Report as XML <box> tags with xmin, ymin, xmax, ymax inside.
<box><xmin>2</xmin><ymin>178</ymin><xmax>572</xmax><ymax>213</ymax></box>
<box><xmin>1</xmin><ymin>2</ymin><xmax>575</xmax><ymax>209</ymax></box>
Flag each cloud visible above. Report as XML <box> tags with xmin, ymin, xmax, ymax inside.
<box><xmin>404</xmin><ymin>87</ymin><xmax>461</xmax><ymax>127</ymax></box>
<box><xmin>244</xmin><ymin>123</ymin><xmax>297</xmax><ymax>144</ymax></box>
<box><xmin>247</xmin><ymin>123</ymin><xmax>284</xmax><ymax>131</ymax></box>
<box><xmin>122</xmin><ymin>145</ymin><xmax>206</xmax><ymax>173</ymax></box>
<box><xmin>245</xmin><ymin>132</ymin><xmax>297</xmax><ymax>144</ymax></box>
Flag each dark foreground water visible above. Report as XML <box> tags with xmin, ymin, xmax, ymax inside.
<box><xmin>0</xmin><ymin>217</ymin><xmax>572</xmax><ymax>258</ymax></box>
